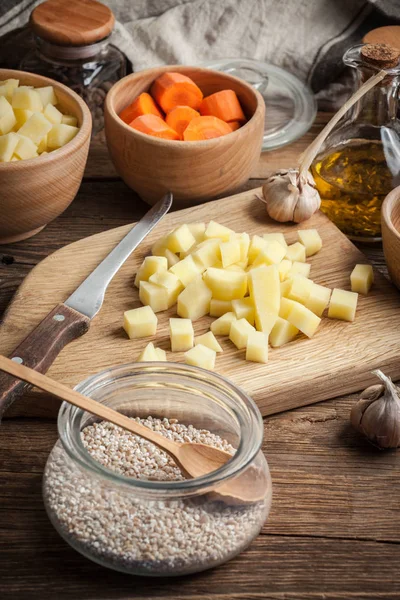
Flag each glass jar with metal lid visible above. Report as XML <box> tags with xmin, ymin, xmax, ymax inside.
<box><xmin>20</xmin><ymin>0</ymin><xmax>126</xmax><ymax>136</ymax></box>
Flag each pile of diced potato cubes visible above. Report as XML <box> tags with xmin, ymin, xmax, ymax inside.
<box><xmin>123</xmin><ymin>221</ymin><xmax>374</xmax><ymax>370</ymax></box>
<box><xmin>0</xmin><ymin>78</ymin><xmax>79</xmax><ymax>162</ymax></box>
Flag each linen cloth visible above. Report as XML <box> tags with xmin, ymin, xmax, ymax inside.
<box><xmin>0</xmin><ymin>0</ymin><xmax>398</xmax><ymax>95</ymax></box>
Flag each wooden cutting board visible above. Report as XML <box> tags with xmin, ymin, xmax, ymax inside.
<box><xmin>2</xmin><ymin>188</ymin><xmax>400</xmax><ymax>419</ymax></box>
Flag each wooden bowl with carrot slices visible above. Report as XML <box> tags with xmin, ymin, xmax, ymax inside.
<box><xmin>104</xmin><ymin>66</ymin><xmax>265</xmax><ymax>207</ymax></box>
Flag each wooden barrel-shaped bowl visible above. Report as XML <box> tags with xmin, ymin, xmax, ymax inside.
<box><xmin>0</xmin><ymin>69</ymin><xmax>91</xmax><ymax>244</ymax></box>
<box><xmin>104</xmin><ymin>65</ymin><xmax>265</xmax><ymax>207</ymax></box>
<box><xmin>382</xmin><ymin>186</ymin><xmax>400</xmax><ymax>290</ymax></box>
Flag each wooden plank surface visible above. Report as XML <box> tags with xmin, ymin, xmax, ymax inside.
<box><xmin>2</xmin><ymin>393</ymin><xmax>400</xmax><ymax>600</ymax></box>
<box><xmin>1</xmin><ymin>188</ymin><xmax>400</xmax><ymax>419</ymax></box>
<box><xmin>1</xmin><ymin>111</ymin><xmax>399</xmax><ymax>600</ymax></box>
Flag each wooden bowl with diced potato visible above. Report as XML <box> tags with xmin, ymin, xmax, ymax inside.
<box><xmin>0</xmin><ymin>69</ymin><xmax>91</xmax><ymax>244</ymax></box>
<box><xmin>104</xmin><ymin>65</ymin><xmax>265</xmax><ymax>207</ymax></box>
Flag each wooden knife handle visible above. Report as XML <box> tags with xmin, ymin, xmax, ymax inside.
<box><xmin>0</xmin><ymin>303</ymin><xmax>90</xmax><ymax>419</ymax></box>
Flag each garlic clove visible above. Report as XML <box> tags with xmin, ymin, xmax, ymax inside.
<box><xmin>262</xmin><ymin>169</ymin><xmax>321</xmax><ymax>224</ymax></box>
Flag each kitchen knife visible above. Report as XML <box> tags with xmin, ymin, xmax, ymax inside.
<box><xmin>0</xmin><ymin>192</ymin><xmax>172</xmax><ymax>418</ymax></box>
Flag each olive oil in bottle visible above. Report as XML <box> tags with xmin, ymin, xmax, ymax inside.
<box><xmin>312</xmin><ymin>141</ymin><xmax>394</xmax><ymax>241</ymax></box>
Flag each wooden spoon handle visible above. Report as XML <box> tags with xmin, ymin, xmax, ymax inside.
<box><xmin>0</xmin><ymin>354</ymin><xmax>179</xmax><ymax>456</ymax></box>
<box><xmin>0</xmin><ymin>303</ymin><xmax>90</xmax><ymax>419</ymax></box>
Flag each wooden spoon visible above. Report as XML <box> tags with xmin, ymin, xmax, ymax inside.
<box><xmin>0</xmin><ymin>356</ymin><xmax>266</xmax><ymax>504</ymax></box>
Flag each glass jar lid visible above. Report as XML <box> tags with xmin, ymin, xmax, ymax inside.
<box><xmin>30</xmin><ymin>0</ymin><xmax>115</xmax><ymax>46</ymax></box>
<box><xmin>201</xmin><ymin>58</ymin><xmax>317</xmax><ymax>151</ymax></box>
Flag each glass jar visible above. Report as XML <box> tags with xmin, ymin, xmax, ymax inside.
<box><xmin>19</xmin><ymin>0</ymin><xmax>126</xmax><ymax>136</ymax></box>
<box><xmin>311</xmin><ymin>44</ymin><xmax>400</xmax><ymax>242</ymax></box>
<box><xmin>43</xmin><ymin>363</ymin><xmax>272</xmax><ymax>576</ymax></box>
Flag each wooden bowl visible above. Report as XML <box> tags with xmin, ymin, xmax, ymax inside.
<box><xmin>104</xmin><ymin>65</ymin><xmax>265</xmax><ymax>207</ymax></box>
<box><xmin>382</xmin><ymin>186</ymin><xmax>400</xmax><ymax>290</ymax></box>
<box><xmin>0</xmin><ymin>69</ymin><xmax>92</xmax><ymax>244</ymax></box>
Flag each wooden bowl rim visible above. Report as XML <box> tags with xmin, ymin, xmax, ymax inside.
<box><xmin>0</xmin><ymin>68</ymin><xmax>92</xmax><ymax>170</ymax></box>
<box><xmin>382</xmin><ymin>185</ymin><xmax>400</xmax><ymax>240</ymax></box>
<box><xmin>105</xmin><ymin>64</ymin><xmax>265</xmax><ymax>148</ymax></box>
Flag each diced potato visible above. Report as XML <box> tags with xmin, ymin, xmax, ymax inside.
<box><xmin>305</xmin><ymin>283</ymin><xmax>331</xmax><ymax>317</ymax></box>
<box><xmin>229</xmin><ymin>318</ymin><xmax>256</xmax><ymax>349</ymax></box>
<box><xmin>204</xmin><ymin>220</ymin><xmax>234</xmax><ymax>241</ymax></box>
<box><xmin>13</xmin><ymin>108</ymin><xmax>33</xmax><ymax>129</ymax></box>
<box><xmin>263</xmin><ymin>232</ymin><xmax>287</xmax><ymax>247</ymax></box>
<box><xmin>47</xmin><ymin>123</ymin><xmax>79</xmax><ymax>148</ymax></box>
<box><xmin>0</xmin><ymin>132</ymin><xmax>19</xmax><ymax>162</ymax></box>
<box><xmin>18</xmin><ymin>112</ymin><xmax>52</xmax><ymax>144</ymax></box>
<box><xmin>164</xmin><ymin>248</ymin><xmax>180</xmax><ymax>268</ymax></box>
<box><xmin>37</xmin><ymin>135</ymin><xmax>47</xmax><ymax>154</ymax></box>
<box><xmin>232</xmin><ymin>297</ymin><xmax>255</xmax><ymax>325</ymax></box>
<box><xmin>226</xmin><ymin>264</ymin><xmax>245</xmax><ymax>272</ymax></box>
<box><xmin>209</xmin><ymin>299</ymin><xmax>232</xmax><ymax>317</ymax></box>
<box><xmin>43</xmin><ymin>103</ymin><xmax>63</xmax><ymax>124</ymax></box>
<box><xmin>211</xmin><ymin>312</ymin><xmax>237</xmax><ymax>336</ymax></box>
<box><xmin>151</xmin><ymin>236</ymin><xmax>169</xmax><ymax>256</ymax></box>
<box><xmin>204</xmin><ymin>267</ymin><xmax>247</xmax><ymax>301</ymax></box>
<box><xmin>280</xmin><ymin>278</ymin><xmax>292</xmax><ymax>297</ymax></box>
<box><xmin>248</xmin><ymin>265</ymin><xmax>280</xmax><ymax>332</ymax></box>
<box><xmin>170</xmin><ymin>255</ymin><xmax>202</xmax><ymax>286</ymax></box>
<box><xmin>286</xmin><ymin>301</ymin><xmax>321</xmax><ymax>338</ymax></box>
<box><xmin>269</xmin><ymin>317</ymin><xmax>299</xmax><ymax>347</ymax></box>
<box><xmin>246</xmin><ymin>331</ymin><xmax>268</xmax><ymax>363</ymax></box>
<box><xmin>0</xmin><ymin>78</ymin><xmax>19</xmax><ymax>101</ymax></box>
<box><xmin>14</xmin><ymin>135</ymin><xmax>38</xmax><ymax>160</ymax></box>
<box><xmin>235</xmin><ymin>232</ymin><xmax>250</xmax><ymax>262</ymax></box>
<box><xmin>279</xmin><ymin>297</ymin><xmax>297</xmax><ymax>319</ymax></box>
<box><xmin>220</xmin><ymin>239</ymin><xmax>241</xmax><ymax>268</ymax></box>
<box><xmin>298</xmin><ymin>229</ymin><xmax>322</xmax><ymax>256</ymax></box>
<box><xmin>278</xmin><ymin>259</ymin><xmax>292</xmax><ymax>282</ymax></box>
<box><xmin>285</xmin><ymin>242</ymin><xmax>306</xmax><ymax>263</ymax></box>
<box><xmin>139</xmin><ymin>281</ymin><xmax>168</xmax><ymax>313</ymax></box>
<box><xmin>248</xmin><ymin>235</ymin><xmax>268</xmax><ymax>263</ymax></box>
<box><xmin>287</xmin><ymin>275</ymin><xmax>313</xmax><ymax>304</ymax></box>
<box><xmin>12</xmin><ymin>86</ymin><xmax>43</xmax><ymax>111</ymax></box>
<box><xmin>187</xmin><ymin>222</ymin><xmax>206</xmax><ymax>242</ymax></box>
<box><xmin>167</xmin><ymin>224</ymin><xmax>196</xmax><ymax>253</ymax></box>
<box><xmin>0</xmin><ymin>96</ymin><xmax>16</xmax><ymax>134</ymax></box>
<box><xmin>350</xmin><ymin>264</ymin><xmax>373</xmax><ymax>294</ymax></box>
<box><xmin>36</xmin><ymin>86</ymin><xmax>58</xmax><ymax>107</ymax></box>
<box><xmin>185</xmin><ymin>344</ymin><xmax>216</xmax><ymax>370</ymax></box>
<box><xmin>10</xmin><ymin>155</ymin><xmax>19</xmax><ymax>161</ymax></box>
<box><xmin>154</xmin><ymin>347</ymin><xmax>167</xmax><ymax>361</ymax></box>
<box><xmin>177</xmin><ymin>276</ymin><xmax>212</xmax><ymax>320</ymax></box>
<box><xmin>123</xmin><ymin>305</ymin><xmax>157</xmax><ymax>339</ymax></box>
<box><xmin>288</xmin><ymin>261</ymin><xmax>311</xmax><ymax>278</ymax></box>
<box><xmin>148</xmin><ymin>270</ymin><xmax>183</xmax><ymax>308</ymax></box>
<box><xmin>61</xmin><ymin>114</ymin><xmax>78</xmax><ymax>126</ymax></box>
<box><xmin>191</xmin><ymin>239</ymin><xmax>221</xmax><ymax>268</ymax></box>
<box><xmin>134</xmin><ymin>256</ymin><xmax>167</xmax><ymax>287</ymax></box>
<box><xmin>169</xmin><ymin>318</ymin><xmax>194</xmax><ymax>351</ymax></box>
<box><xmin>252</xmin><ymin>240</ymin><xmax>286</xmax><ymax>267</ymax></box>
<box><xmin>137</xmin><ymin>342</ymin><xmax>158</xmax><ymax>361</ymax></box>
<box><xmin>328</xmin><ymin>288</ymin><xmax>358</xmax><ymax>322</ymax></box>
<box><xmin>195</xmin><ymin>331</ymin><xmax>223</xmax><ymax>352</ymax></box>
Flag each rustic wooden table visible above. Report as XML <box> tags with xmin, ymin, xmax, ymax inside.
<box><xmin>1</xmin><ymin>115</ymin><xmax>399</xmax><ymax>600</ymax></box>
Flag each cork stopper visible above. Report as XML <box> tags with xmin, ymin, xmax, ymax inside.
<box><xmin>360</xmin><ymin>43</ymin><xmax>400</xmax><ymax>69</ymax></box>
<box><xmin>31</xmin><ymin>0</ymin><xmax>115</xmax><ymax>47</ymax></box>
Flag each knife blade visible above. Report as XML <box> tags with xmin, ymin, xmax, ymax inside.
<box><xmin>0</xmin><ymin>192</ymin><xmax>172</xmax><ymax>419</ymax></box>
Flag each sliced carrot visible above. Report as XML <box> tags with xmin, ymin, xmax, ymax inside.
<box><xmin>165</xmin><ymin>105</ymin><xmax>200</xmax><ymax>139</ymax></box>
<box><xmin>183</xmin><ymin>116</ymin><xmax>232</xmax><ymax>141</ymax></box>
<box><xmin>151</xmin><ymin>72</ymin><xmax>203</xmax><ymax>113</ymax></box>
<box><xmin>119</xmin><ymin>92</ymin><xmax>163</xmax><ymax>124</ymax></box>
<box><xmin>129</xmin><ymin>114</ymin><xmax>180</xmax><ymax>140</ymax></box>
<box><xmin>199</xmin><ymin>90</ymin><xmax>246</xmax><ymax>123</ymax></box>
<box><xmin>228</xmin><ymin>120</ymin><xmax>241</xmax><ymax>131</ymax></box>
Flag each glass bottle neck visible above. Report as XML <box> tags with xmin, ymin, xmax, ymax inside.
<box><xmin>350</xmin><ymin>70</ymin><xmax>400</xmax><ymax>126</ymax></box>
<box><xmin>36</xmin><ymin>36</ymin><xmax>109</xmax><ymax>62</ymax></box>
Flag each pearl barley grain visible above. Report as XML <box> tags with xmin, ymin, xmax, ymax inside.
<box><xmin>44</xmin><ymin>417</ymin><xmax>268</xmax><ymax>576</ymax></box>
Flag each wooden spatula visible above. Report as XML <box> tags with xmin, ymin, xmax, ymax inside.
<box><xmin>0</xmin><ymin>355</ymin><xmax>266</xmax><ymax>505</ymax></box>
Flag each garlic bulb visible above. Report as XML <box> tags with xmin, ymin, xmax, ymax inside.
<box><xmin>261</xmin><ymin>68</ymin><xmax>387</xmax><ymax>224</ymax></box>
<box><xmin>350</xmin><ymin>370</ymin><xmax>400</xmax><ymax>449</ymax></box>
<box><xmin>262</xmin><ymin>169</ymin><xmax>320</xmax><ymax>223</ymax></box>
